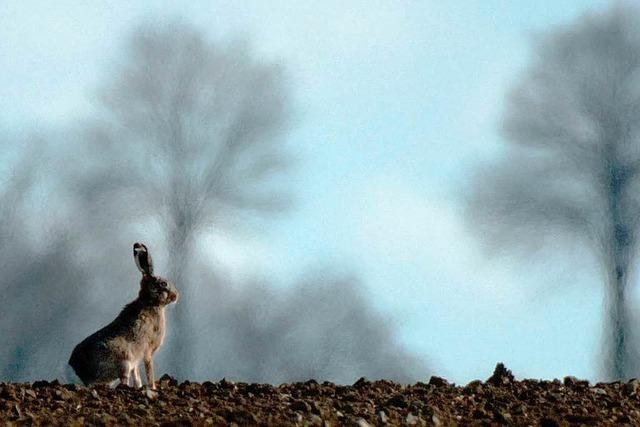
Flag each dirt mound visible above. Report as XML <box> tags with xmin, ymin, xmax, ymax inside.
<box><xmin>2</xmin><ymin>364</ymin><xmax>640</xmax><ymax>426</ymax></box>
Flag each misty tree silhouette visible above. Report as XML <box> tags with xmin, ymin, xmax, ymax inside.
<box><xmin>0</xmin><ymin>23</ymin><xmax>427</xmax><ymax>385</ymax></box>
<box><xmin>91</xmin><ymin>22</ymin><xmax>293</xmax><ymax>379</ymax></box>
<box><xmin>469</xmin><ymin>5</ymin><xmax>640</xmax><ymax>379</ymax></box>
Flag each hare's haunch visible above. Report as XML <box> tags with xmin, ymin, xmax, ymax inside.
<box><xmin>68</xmin><ymin>243</ymin><xmax>178</xmax><ymax>389</ymax></box>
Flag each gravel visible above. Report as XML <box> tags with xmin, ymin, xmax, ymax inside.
<box><xmin>2</xmin><ymin>364</ymin><xmax>640</xmax><ymax>426</ymax></box>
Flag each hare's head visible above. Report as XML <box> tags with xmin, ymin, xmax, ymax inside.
<box><xmin>133</xmin><ymin>242</ymin><xmax>179</xmax><ymax>306</ymax></box>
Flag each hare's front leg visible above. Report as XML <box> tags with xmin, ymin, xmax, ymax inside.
<box><xmin>119</xmin><ymin>365</ymin><xmax>130</xmax><ymax>386</ymax></box>
<box><xmin>144</xmin><ymin>355</ymin><xmax>155</xmax><ymax>389</ymax></box>
<box><xmin>132</xmin><ymin>364</ymin><xmax>142</xmax><ymax>388</ymax></box>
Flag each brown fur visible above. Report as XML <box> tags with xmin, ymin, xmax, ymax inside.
<box><xmin>68</xmin><ymin>245</ymin><xmax>178</xmax><ymax>389</ymax></box>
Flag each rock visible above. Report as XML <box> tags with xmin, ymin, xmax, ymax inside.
<box><xmin>385</xmin><ymin>394</ymin><xmax>408</xmax><ymax>408</ymax></box>
<box><xmin>158</xmin><ymin>374</ymin><xmax>178</xmax><ymax>387</ymax></box>
<box><xmin>618</xmin><ymin>414</ymin><xmax>632</xmax><ymax>423</ymax></box>
<box><xmin>563</xmin><ymin>376</ymin><xmax>578</xmax><ymax>386</ymax></box>
<box><xmin>32</xmin><ymin>380</ymin><xmax>50</xmax><ymax>389</ymax></box>
<box><xmin>487</xmin><ymin>363</ymin><xmax>514</xmax><ymax>385</ymax></box>
<box><xmin>310</xmin><ymin>401</ymin><xmax>324</xmax><ymax>415</ymax></box>
<box><xmin>624</xmin><ymin>379</ymin><xmax>640</xmax><ymax>395</ymax></box>
<box><xmin>473</xmin><ymin>408</ymin><xmax>488</xmax><ymax>419</ymax></box>
<box><xmin>356</xmin><ymin>418</ymin><xmax>372</xmax><ymax>427</ymax></box>
<box><xmin>353</xmin><ymin>377</ymin><xmax>369</xmax><ymax>388</ymax></box>
<box><xmin>539</xmin><ymin>417</ymin><xmax>561</xmax><ymax>427</ymax></box>
<box><xmin>566</xmin><ymin>414</ymin><xmax>599</xmax><ymax>424</ymax></box>
<box><xmin>495</xmin><ymin>410</ymin><xmax>512</xmax><ymax>423</ymax></box>
<box><xmin>143</xmin><ymin>388</ymin><xmax>158</xmax><ymax>400</ymax></box>
<box><xmin>0</xmin><ymin>386</ymin><xmax>14</xmax><ymax>400</ymax></box>
<box><xmin>227</xmin><ymin>409</ymin><xmax>258</xmax><ymax>424</ymax></box>
<box><xmin>309</xmin><ymin>414</ymin><xmax>323</xmax><ymax>426</ymax></box>
<box><xmin>220</xmin><ymin>377</ymin><xmax>233</xmax><ymax>386</ymax></box>
<box><xmin>563</xmin><ymin>376</ymin><xmax>589</xmax><ymax>388</ymax></box>
<box><xmin>65</xmin><ymin>384</ymin><xmax>85</xmax><ymax>392</ymax></box>
<box><xmin>377</xmin><ymin>410</ymin><xmax>388</xmax><ymax>424</ymax></box>
<box><xmin>513</xmin><ymin>404</ymin><xmax>527</xmax><ymax>415</ymax></box>
<box><xmin>465</xmin><ymin>380</ymin><xmax>483</xmax><ymax>393</ymax></box>
<box><xmin>53</xmin><ymin>388</ymin><xmax>73</xmax><ymax>401</ymax></box>
<box><xmin>428</xmin><ymin>376</ymin><xmax>449</xmax><ymax>387</ymax></box>
<box><xmin>290</xmin><ymin>399</ymin><xmax>311</xmax><ymax>412</ymax></box>
<box><xmin>405</xmin><ymin>413</ymin><xmax>422</xmax><ymax>425</ymax></box>
<box><xmin>116</xmin><ymin>383</ymin><xmax>132</xmax><ymax>392</ymax></box>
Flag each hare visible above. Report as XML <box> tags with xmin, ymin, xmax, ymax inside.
<box><xmin>68</xmin><ymin>243</ymin><xmax>178</xmax><ymax>389</ymax></box>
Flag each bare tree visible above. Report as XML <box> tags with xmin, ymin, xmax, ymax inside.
<box><xmin>468</xmin><ymin>4</ymin><xmax>640</xmax><ymax>379</ymax></box>
<box><xmin>0</xmin><ymin>134</ymin><xmax>427</xmax><ymax>384</ymax></box>
<box><xmin>0</xmin><ymin>21</ymin><xmax>428</xmax><ymax>385</ymax></box>
<box><xmin>90</xmin><ymin>22</ymin><xmax>293</xmax><ymax>378</ymax></box>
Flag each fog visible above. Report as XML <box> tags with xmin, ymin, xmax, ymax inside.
<box><xmin>5</xmin><ymin>1</ymin><xmax>640</xmax><ymax>385</ymax></box>
<box><xmin>468</xmin><ymin>4</ymin><xmax>640</xmax><ymax>380</ymax></box>
<box><xmin>0</xmin><ymin>22</ymin><xmax>426</xmax><ymax>384</ymax></box>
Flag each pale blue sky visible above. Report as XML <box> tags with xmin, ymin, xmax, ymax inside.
<box><xmin>1</xmin><ymin>0</ymin><xmax>620</xmax><ymax>383</ymax></box>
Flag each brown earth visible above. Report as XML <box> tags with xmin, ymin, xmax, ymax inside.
<box><xmin>2</xmin><ymin>364</ymin><xmax>640</xmax><ymax>426</ymax></box>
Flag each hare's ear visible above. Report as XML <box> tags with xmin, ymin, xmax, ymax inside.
<box><xmin>133</xmin><ymin>242</ymin><xmax>154</xmax><ymax>276</ymax></box>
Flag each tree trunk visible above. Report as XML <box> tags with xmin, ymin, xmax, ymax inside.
<box><xmin>605</xmin><ymin>266</ymin><xmax>632</xmax><ymax>379</ymax></box>
<box><xmin>166</xmin><ymin>233</ymin><xmax>195</xmax><ymax>380</ymax></box>
<box><xmin>603</xmin><ymin>219</ymin><xmax>635</xmax><ymax>380</ymax></box>
<box><xmin>602</xmin><ymin>161</ymin><xmax>636</xmax><ymax>380</ymax></box>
